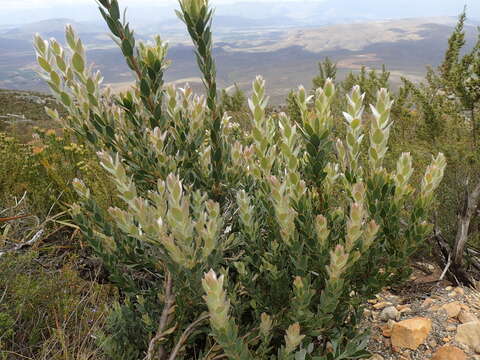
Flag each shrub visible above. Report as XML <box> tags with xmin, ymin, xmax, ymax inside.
<box><xmin>0</xmin><ymin>129</ymin><xmax>115</xmax><ymax>218</ymax></box>
<box><xmin>34</xmin><ymin>0</ymin><xmax>446</xmax><ymax>358</ymax></box>
<box><xmin>0</xmin><ymin>250</ymin><xmax>113</xmax><ymax>359</ymax></box>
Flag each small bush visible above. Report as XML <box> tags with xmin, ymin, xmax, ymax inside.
<box><xmin>0</xmin><ymin>250</ymin><xmax>114</xmax><ymax>359</ymax></box>
<box><xmin>0</xmin><ymin>129</ymin><xmax>115</xmax><ymax>218</ymax></box>
<box><xmin>34</xmin><ymin>0</ymin><xmax>446</xmax><ymax>359</ymax></box>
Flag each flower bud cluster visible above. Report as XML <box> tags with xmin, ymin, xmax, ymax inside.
<box><xmin>308</xmin><ymin>79</ymin><xmax>336</xmax><ymax>137</ymax></box>
<box><xmin>268</xmin><ymin>176</ymin><xmax>297</xmax><ymax>246</ymax></box>
<box><xmin>179</xmin><ymin>0</ymin><xmax>209</xmax><ymax>21</ymax></box>
<box><xmin>278</xmin><ymin>113</ymin><xmax>306</xmax><ymax>200</ymax></box>
<box><xmin>284</xmin><ymin>323</ymin><xmax>305</xmax><ymax>354</ymax></box>
<box><xmin>314</xmin><ymin>215</ymin><xmax>330</xmax><ymax>249</ymax></box>
<box><xmin>369</xmin><ymin>88</ymin><xmax>393</xmax><ymax>171</ymax></box>
<box><xmin>341</xmin><ymin>86</ymin><xmax>366</xmax><ymax>176</ymax></box>
<box><xmin>421</xmin><ymin>153</ymin><xmax>447</xmax><ymax>203</ymax></box>
<box><xmin>323</xmin><ymin>163</ymin><xmax>341</xmax><ymax>194</ymax></box>
<box><xmin>202</xmin><ymin>269</ymin><xmax>230</xmax><ymax>331</ymax></box>
<box><xmin>248</xmin><ymin>76</ymin><xmax>276</xmax><ymax>179</ymax></box>
<box><xmin>394</xmin><ymin>152</ymin><xmax>414</xmax><ymax>202</ymax></box>
<box><xmin>236</xmin><ymin>190</ymin><xmax>257</xmax><ymax>238</ymax></box>
<box><xmin>137</xmin><ymin>35</ymin><xmax>169</xmax><ymax>71</ymax></box>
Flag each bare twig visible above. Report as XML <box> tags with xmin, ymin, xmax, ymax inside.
<box><xmin>0</xmin><ymin>214</ymin><xmax>32</xmax><ymax>223</ymax></box>
<box><xmin>453</xmin><ymin>179</ymin><xmax>480</xmax><ymax>267</ymax></box>
<box><xmin>439</xmin><ymin>253</ymin><xmax>451</xmax><ymax>281</ymax></box>
<box><xmin>167</xmin><ymin>314</ymin><xmax>209</xmax><ymax>360</ymax></box>
<box><xmin>0</xmin><ymin>229</ymin><xmax>44</xmax><ymax>258</ymax></box>
<box><xmin>0</xmin><ymin>191</ymin><xmax>27</xmax><ymax>215</ymax></box>
<box><xmin>145</xmin><ymin>271</ymin><xmax>174</xmax><ymax>360</ymax></box>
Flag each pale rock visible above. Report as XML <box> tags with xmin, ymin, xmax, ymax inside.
<box><xmin>446</xmin><ymin>325</ymin><xmax>457</xmax><ymax>332</ymax></box>
<box><xmin>370</xmin><ymin>354</ymin><xmax>384</xmax><ymax>360</ymax></box>
<box><xmin>422</xmin><ymin>298</ymin><xmax>436</xmax><ymax>308</ymax></box>
<box><xmin>380</xmin><ymin>306</ymin><xmax>400</xmax><ymax>321</ymax></box>
<box><xmin>373</xmin><ymin>301</ymin><xmax>391</xmax><ymax>310</ymax></box>
<box><xmin>391</xmin><ymin>317</ymin><xmax>432</xmax><ymax>350</ymax></box>
<box><xmin>458</xmin><ymin>310</ymin><xmax>478</xmax><ymax>324</ymax></box>
<box><xmin>455</xmin><ymin>321</ymin><xmax>480</xmax><ymax>353</ymax></box>
<box><xmin>381</xmin><ymin>320</ymin><xmax>396</xmax><ymax>337</ymax></box>
<box><xmin>397</xmin><ymin>304</ymin><xmax>412</xmax><ymax>312</ymax></box>
<box><xmin>431</xmin><ymin>345</ymin><xmax>467</xmax><ymax>360</ymax></box>
<box><xmin>454</xmin><ymin>287</ymin><xmax>465</xmax><ymax>296</ymax></box>
<box><xmin>441</xmin><ymin>301</ymin><xmax>462</xmax><ymax>318</ymax></box>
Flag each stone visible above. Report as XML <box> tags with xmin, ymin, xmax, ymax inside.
<box><xmin>381</xmin><ymin>320</ymin><xmax>396</xmax><ymax>337</ymax></box>
<box><xmin>456</xmin><ymin>321</ymin><xmax>480</xmax><ymax>353</ymax></box>
<box><xmin>454</xmin><ymin>287</ymin><xmax>465</xmax><ymax>296</ymax></box>
<box><xmin>370</xmin><ymin>355</ymin><xmax>384</xmax><ymax>360</ymax></box>
<box><xmin>391</xmin><ymin>317</ymin><xmax>432</xmax><ymax>350</ymax></box>
<box><xmin>380</xmin><ymin>306</ymin><xmax>400</xmax><ymax>321</ymax></box>
<box><xmin>441</xmin><ymin>302</ymin><xmax>462</xmax><ymax>318</ymax></box>
<box><xmin>432</xmin><ymin>346</ymin><xmax>467</xmax><ymax>360</ymax></box>
<box><xmin>373</xmin><ymin>301</ymin><xmax>391</xmax><ymax>310</ymax></box>
<box><xmin>422</xmin><ymin>298</ymin><xmax>436</xmax><ymax>308</ymax></box>
<box><xmin>446</xmin><ymin>325</ymin><xmax>457</xmax><ymax>332</ymax></box>
<box><xmin>458</xmin><ymin>310</ymin><xmax>478</xmax><ymax>324</ymax></box>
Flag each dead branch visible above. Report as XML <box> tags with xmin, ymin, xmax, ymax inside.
<box><xmin>167</xmin><ymin>314</ymin><xmax>209</xmax><ymax>360</ymax></box>
<box><xmin>0</xmin><ymin>214</ymin><xmax>32</xmax><ymax>223</ymax></box>
<box><xmin>145</xmin><ymin>271</ymin><xmax>175</xmax><ymax>360</ymax></box>
<box><xmin>0</xmin><ymin>229</ymin><xmax>44</xmax><ymax>258</ymax></box>
<box><xmin>453</xmin><ymin>179</ymin><xmax>480</xmax><ymax>267</ymax></box>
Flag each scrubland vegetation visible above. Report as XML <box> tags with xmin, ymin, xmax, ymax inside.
<box><xmin>0</xmin><ymin>0</ymin><xmax>479</xmax><ymax>359</ymax></box>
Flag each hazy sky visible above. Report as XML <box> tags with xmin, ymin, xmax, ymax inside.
<box><xmin>1</xmin><ymin>0</ymin><xmax>307</xmax><ymax>8</ymax></box>
<box><xmin>0</xmin><ymin>0</ymin><xmax>476</xmax><ymax>25</ymax></box>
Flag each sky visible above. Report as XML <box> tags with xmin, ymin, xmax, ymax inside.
<box><xmin>0</xmin><ymin>0</ymin><xmax>476</xmax><ymax>25</ymax></box>
<box><xmin>1</xmin><ymin>0</ymin><xmax>304</xmax><ymax>8</ymax></box>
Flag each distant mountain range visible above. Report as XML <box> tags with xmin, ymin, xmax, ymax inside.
<box><xmin>1</xmin><ymin>0</ymin><xmax>478</xmax><ymax>28</ymax></box>
<box><xmin>0</xmin><ymin>16</ymin><xmax>478</xmax><ymax>103</ymax></box>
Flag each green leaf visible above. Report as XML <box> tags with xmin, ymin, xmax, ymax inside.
<box><xmin>60</xmin><ymin>91</ymin><xmax>71</xmax><ymax>106</ymax></box>
<box><xmin>72</xmin><ymin>53</ymin><xmax>85</xmax><ymax>73</ymax></box>
<box><xmin>50</xmin><ymin>71</ymin><xmax>61</xmax><ymax>86</ymax></box>
<box><xmin>121</xmin><ymin>39</ymin><xmax>134</xmax><ymax>57</ymax></box>
<box><xmin>86</xmin><ymin>78</ymin><xmax>96</xmax><ymax>94</ymax></box>
<box><xmin>110</xmin><ymin>0</ymin><xmax>120</xmax><ymax>20</ymax></box>
<box><xmin>37</xmin><ymin>57</ymin><xmax>51</xmax><ymax>72</ymax></box>
<box><xmin>140</xmin><ymin>79</ymin><xmax>150</xmax><ymax>97</ymax></box>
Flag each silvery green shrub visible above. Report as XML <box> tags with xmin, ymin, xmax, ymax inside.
<box><xmin>35</xmin><ymin>0</ymin><xmax>446</xmax><ymax>359</ymax></box>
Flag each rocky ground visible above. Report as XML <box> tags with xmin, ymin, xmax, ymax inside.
<box><xmin>364</xmin><ymin>262</ymin><xmax>480</xmax><ymax>360</ymax></box>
